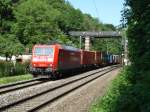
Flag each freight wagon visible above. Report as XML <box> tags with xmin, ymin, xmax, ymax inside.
<box><xmin>29</xmin><ymin>44</ymin><xmax>121</xmax><ymax>79</ymax></box>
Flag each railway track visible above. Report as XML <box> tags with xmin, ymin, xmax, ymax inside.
<box><xmin>0</xmin><ymin>78</ymin><xmax>45</xmax><ymax>95</ymax></box>
<box><xmin>0</xmin><ymin>65</ymin><xmax>120</xmax><ymax>112</ymax></box>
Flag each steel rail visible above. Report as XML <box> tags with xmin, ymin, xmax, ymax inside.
<box><xmin>0</xmin><ymin>78</ymin><xmax>42</xmax><ymax>89</ymax></box>
<box><xmin>0</xmin><ymin>65</ymin><xmax>120</xmax><ymax>111</ymax></box>
<box><xmin>0</xmin><ymin>80</ymin><xmax>47</xmax><ymax>95</ymax></box>
<box><xmin>28</xmin><ymin>67</ymin><xmax>118</xmax><ymax>112</ymax></box>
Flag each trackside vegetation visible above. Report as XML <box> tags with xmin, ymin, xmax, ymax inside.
<box><xmin>0</xmin><ymin>74</ymin><xmax>32</xmax><ymax>85</ymax></box>
<box><xmin>0</xmin><ymin>61</ymin><xmax>29</xmax><ymax>78</ymax></box>
<box><xmin>89</xmin><ymin>67</ymin><xmax>133</xmax><ymax>112</ymax></box>
<box><xmin>0</xmin><ymin>61</ymin><xmax>32</xmax><ymax>84</ymax></box>
<box><xmin>90</xmin><ymin>67</ymin><xmax>150</xmax><ymax>112</ymax></box>
<box><xmin>90</xmin><ymin>0</ymin><xmax>150</xmax><ymax>112</ymax></box>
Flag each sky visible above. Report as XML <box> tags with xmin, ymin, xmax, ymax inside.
<box><xmin>67</xmin><ymin>0</ymin><xmax>124</xmax><ymax>26</ymax></box>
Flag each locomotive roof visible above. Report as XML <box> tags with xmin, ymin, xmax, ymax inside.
<box><xmin>59</xmin><ymin>45</ymin><xmax>80</xmax><ymax>52</ymax></box>
<box><xmin>34</xmin><ymin>44</ymin><xmax>80</xmax><ymax>52</ymax></box>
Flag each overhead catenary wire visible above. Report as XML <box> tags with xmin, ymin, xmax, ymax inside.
<box><xmin>92</xmin><ymin>0</ymin><xmax>101</xmax><ymax>21</ymax></box>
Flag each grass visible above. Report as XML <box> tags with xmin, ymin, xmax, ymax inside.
<box><xmin>0</xmin><ymin>61</ymin><xmax>29</xmax><ymax>78</ymax></box>
<box><xmin>89</xmin><ymin>67</ymin><xmax>131</xmax><ymax>112</ymax></box>
<box><xmin>89</xmin><ymin>66</ymin><xmax>150</xmax><ymax>112</ymax></box>
<box><xmin>0</xmin><ymin>74</ymin><xmax>33</xmax><ymax>85</ymax></box>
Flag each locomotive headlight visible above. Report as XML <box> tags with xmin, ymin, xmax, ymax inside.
<box><xmin>47</xmin><ymin>58</ymin><xmax>53</xmax><ymax>62</ymax></box>
<box><xmin>33</xmin><ymin>58</ymin><xmax>38</xmax><ymax>62</ymax></box>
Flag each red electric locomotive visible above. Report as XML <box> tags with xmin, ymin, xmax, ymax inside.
<box><xmin>30</xmin><ymin>44</ymin><xmax>81</xmax><ymax>78</ymax></box>
<box><xmin>29</xmin><ymin>44</ymin><xmax>122</xmax><ymax>79</ymax></box>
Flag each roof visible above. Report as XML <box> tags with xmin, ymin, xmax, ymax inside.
<box><xmin>33</xmin><ymin>44</ymin><xmax>80</xmax><ymax>52</ymax></box>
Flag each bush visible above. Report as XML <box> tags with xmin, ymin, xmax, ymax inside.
<box><xmin>90</xmin><ymin>67</ymin><xmax>131</xmax><ymax>112</ymax></box>
<box><xmin>0</xmin><ymin>61</ymin><xmax>29</xmax><ymax>77</ymax></box>
<box><xmin>90</xmin><ymin>67</ymin><xmax>150</xmax><ymax>112</ymax></box>
<box><xmin>0</xmin><ymin>61</ymin><xmax>13</xmax><ymax>77</ymax></box>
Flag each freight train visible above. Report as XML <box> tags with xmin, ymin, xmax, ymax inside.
<box><xmin>29</xmin><ymin>44</ymin><xmax>121</xmax><ymax>79</ymax></box>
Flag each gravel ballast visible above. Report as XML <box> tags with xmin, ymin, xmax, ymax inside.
<box><xmin>0</xmin><ymin>66</ymin><xmax>120</xmax><ymax>112</ymax></box>
<box><xmin>0</xmin><ymin>66</ymin><xmax>111</xmax><ymax>110</ymax></box>
<box><xmin>38</xmin><ymin>68</ymin><xmax>121</xmax><ymax>112</ymax></box>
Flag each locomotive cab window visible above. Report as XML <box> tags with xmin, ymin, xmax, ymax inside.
<box><xmin>34</xmin><ymin>47</ymin><xmax>54</xmax><ymax>57</ymax></box>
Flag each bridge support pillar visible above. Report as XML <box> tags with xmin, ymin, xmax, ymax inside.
<box><xmin>85</xmin><ymin>36</ymin><xmax>90</xmax><ymax>51</ymax></box>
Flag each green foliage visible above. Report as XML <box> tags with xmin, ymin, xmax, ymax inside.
<box><xmin>91</xmin><ymin>25</ymin><xmax>122</xmax><ymax>54</ymax></box>
<box><xmin>90</xmin><ymin>67</ymin><xmax>150</xmax><ymax>112</ymax></box>
<box><xmin>122</xmin><ymin>1</ymin><xmax>150</xmax><ymax>111</ymax></box>
<box><xmin>0</xmin><ymin>61</ymin><xmax>29</xmax><ymax>77</ymax></box>
<box><xmin>90</xmin><ymin>68</ymin><xmax>128</xmax><ymax>112</ymax></box>
<box><xmin>0</xmin><ymin>34</ymin><xmax>25</xmax><ymax>56</ymax></box>
<box><xmin>123</xmin><ymin>0</ymin><xmax>150</xmax><ymax>71</ymax></box>
<box><xmin>0</xmin><ymin>61</ymin><xmax>13</xmax><ymax>77</ymax></box>
<box><xmin>0</xmin><ymin>74</ymin><xmax>32</xmax><ymax>85</ymax></box>
<box><xmin>0</xmin><ymin>0</ymin><xmax>15</xmax><ymax>34</ymax></box>
<box><xmin>13</xmin><ymin>0</ymin><xmax>61</xmax><ymax>47</ymax></box>
<box><xmin>0</xmin><ymin>0</ymin><xmax>122</xmax><ymax>55</ymax></box>
<box><xmin>91</xmin><ymin>1</ymin><xmax>150</xmax><ymax>112</ymax></box>
<box><xmin>82</xmin><ymin>14</ymin><xmax>104</xmax><ymax>31</ymax></box>
<box><xmin>92</xmin><ymin>38</ymin><xmax>122</xmax><ymax>54</ymax></box>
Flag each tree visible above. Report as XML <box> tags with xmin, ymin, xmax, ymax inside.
<box><xmin>123</xmin><ymin>0</ymin><xmax>150</xmax><ymax>70</ymax></box>
<box><xmin>0</xmin><ymin>0</ymin><xmax>122</xmax><ymax>56</ymax></box>
<box><xmin>13</xmin><ymin>0</ymin><xmax>61</xmax><ymax>48</ymax></box>
<box><xmin>0</xmin><ymin>34</ymin><xmax>24</xmax><ymax>60</ymax></box>
<box><xmin>0</xmin><ymin>0</ymin><xmax>20</xmax><ymax>34</ymax></box>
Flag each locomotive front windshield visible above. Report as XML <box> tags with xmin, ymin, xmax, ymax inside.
<box><xmin>34</xmin><ymin>47</ymin><xmax>54</xmax><ymax>56</ymax></box>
